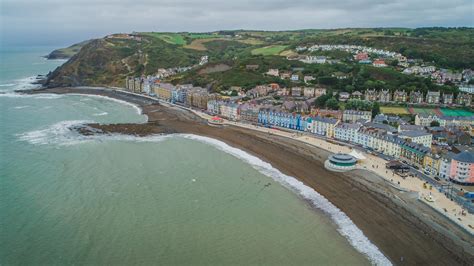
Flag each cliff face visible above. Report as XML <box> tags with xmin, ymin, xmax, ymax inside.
<box><xmin>45</xmin><ymin>39</ymin><xmax>131</xmax><ymax>87</ymax></box>
<box><xmin>44</xmin><ymin>35</ymin><xmax>202</xmax><ymax>88</ymax></box>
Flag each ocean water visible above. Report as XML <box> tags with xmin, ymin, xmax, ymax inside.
<box><xmin>0</xmin><ymin>47</ymin><xmax>388</xmax><ymax>265</ymax></box>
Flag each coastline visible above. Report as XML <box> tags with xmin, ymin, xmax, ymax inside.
<box><xmin>21</xmin><ymin>87</ymin><xmax>474</xmax><ymax>265</ymax></box>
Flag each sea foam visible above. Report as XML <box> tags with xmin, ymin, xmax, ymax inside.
<box><xmin>68</xmin><ymin>93</ymin><xmax>143</xmax><ymax>116</ymax></box>
<box><xmin>16</xmin><ymin>120</ymin><xmax>169</xmax><ymax>146</ymax></box>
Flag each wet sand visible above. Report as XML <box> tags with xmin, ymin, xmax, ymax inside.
<box><xmin>23</xmin><ymin>87</ymin><xmax>474</xmax><ymax>265</ymax></box>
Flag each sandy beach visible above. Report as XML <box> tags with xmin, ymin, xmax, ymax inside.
<box><xmin>22</xmin><ymin>87</ymin><xmax>474</xmax><ymax>265</ymax></box>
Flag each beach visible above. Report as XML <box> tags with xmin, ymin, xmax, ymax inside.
<box><xmin>23</xmin><ymin>87</ymin><xmax>474</xmax><ymax>265</ymax></box>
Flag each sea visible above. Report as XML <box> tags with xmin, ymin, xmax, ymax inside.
<box><xmin>0</xmin><ymin>46</ymin><xmax>391</xmax><ymax>265</ymax></box>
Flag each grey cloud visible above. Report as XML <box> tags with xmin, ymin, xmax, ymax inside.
<box><xmin>1</xmin><ymin>0</ymin><xmax>472</xmax><ymax>46</ymax></box>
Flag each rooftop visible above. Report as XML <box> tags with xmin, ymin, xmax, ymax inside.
<box><xmin>399</xmin><ymin>130</ymin><xmax>432</xmax><ymax>138</ymax></box>
<box><xmin>452</xmin><ymin>151</ymin><xmax>474</xmax><ymax>163</ymax></box>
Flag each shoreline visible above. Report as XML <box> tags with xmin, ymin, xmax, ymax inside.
<box><xmin>21</xmin><ymin>87</ymin><xmax>474</xmax><ymax>265</ymax></box>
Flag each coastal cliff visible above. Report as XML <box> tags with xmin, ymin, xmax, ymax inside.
<box><xmin>44</xmin><ymin>34</ymin><xmax>203</xmax><ymax>88</ymax></box>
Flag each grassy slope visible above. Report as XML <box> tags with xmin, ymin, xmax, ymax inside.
<box><xmin>46</xmin><ymin>40</ymin><xmax>92</xmax><ymax>59</ymax></box>
<box><xmin>251</xmin><ymin>45</ymin><xmax>288</xmax><ymax>56</ymax></box>
<box><xmin>46</xmin><ymin>28</ymin><xmax>474</xmax><ymax>89</ymax></box>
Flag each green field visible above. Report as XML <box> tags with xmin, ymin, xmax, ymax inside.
<box><xmin>189</xmin><ymin>33</ymin><xmax>225</xmax><ymax>39</ymax></box>
<box><xmin>412</xmin><ymin>108</ymin><xmax>437</xmax><ymax>115</ymax></box>
<box><xmin>440</xmin><ymin>108</ymin><xmax>474</xmax><ymax>117</ymax></box>
<box><xmin>251</xmin><ymin>45</ymin><xmax>287</xmax><ymax>56</ymax></box>
<box><xmin>144</xmin><ymin>33</ymin><xmax>186</xmax><ymax>45</ymax></box>
<box><xmin>380</xmin><ymin>106</ymin><xmax>409</xmax><ymax>115</ymax></box>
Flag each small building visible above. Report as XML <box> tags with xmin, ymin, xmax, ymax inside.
<box><xmin>314</xmin><ymin>88</ymin><xmax>327</xmax><ymax>99</ymax></box>
<box><xmin>280</xmin><ymin>72</ymin><xmax>292</xmax><ymax>80</ymax></box>
<box><xmin>304</xmin><ymin>75</ymin><xmax>316</xmax><ymax>83</ymax></box>
<box><xmin>246</xmin><ymin>64</ymin><xmax>259</xmax><ymax>70</ymax></box>
<box><xmin>325</xmin><ymin>153</ymin><xmax>358</xmax><ymax>172</ymax></box>
<box><xmin>291</xmin><ymin>87</ymin><xmax>302</xmax><ymax>97</ymax></box>
<box><xmin>457</xmin><ymin>93</ymin><xmax>472</xmax><ymax>106</ymax></box>
<box><xmin>290</xmin><ymin>74</ymin><xmax>300</xmax><ymax>81</ymax></box>
<box><xmin>351</xmin><ymin>91</ymin><xmax>363</xmax><ymax>100</ymax></box>
<box><xmin>409</xmin><ymin>91</ymin><xmax>424</xmax><ymax>104</ymax></box>
<box><xmin>393</xmin><ymin>90</ymin><xmax>407</xmax><ymax>103</ymax></box>
<box><xmin>372</xmin><ymin>59</ymin><xmax>387</xmax><ymax>67</ymax></box>
<box><xmin>339</xmin><ymin>92</ymin><xmax>350</xmax><ymax>102</ymax></box>
<box><xmin>303</xmin><ymin>87</ymin><xmax>315</xmax><ymax>98</ymax></box>
<box><xmin>443</xmin><ymin>93</ymin><xmax>454</xmax><ymax>105</ymax></box>
<box><xmin>355</xmin><ymin>52</ymin><xmax>369</xmax><ymax>61</ymax></box>
<box><xmin>365</xmin><ymin>89</ymin><xmax>378</xmax><ymax>101</ymax></box>
<box><xmin>311</xmin><ymin>108</ymin><xmax>343</xmax><ymax>120</ymax></box>
<box><xmin>266</xmin><ymin>69</ymin><xmax>279</xmax><ymax>77</ymax></box>
<box><xmin>425</xmin><ymin>91</ymin><xmax>440</xmax><ymax>104</ymax></box>
<box><xmin>379</xmin><ymin>89</ymin><xmax>391</xmax><ymax>103</ymax></box>
<box><xmin>414</xmin><ymin>114</ymin><xmax>445</xmax><ymax>127</ymax></box>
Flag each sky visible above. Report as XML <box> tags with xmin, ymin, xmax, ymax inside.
<box><xmin>1</xmin><ymin>0</ymin><xmax>473</xmax><ymax>46</ymax></box>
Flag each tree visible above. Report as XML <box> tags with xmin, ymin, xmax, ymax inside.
<box><xmin>430</xmin><ymin>120</ymin><xmax>440</xmax><ymax>127</ymax></box>
<box><xmin>372</xmin><ymin>102</ymin><xmax>380</xmax><ymax>118</ymax></box>
<box><xmin>325</xmin><ymin>98</ymin><xmax>339</xmax><ymax>110</ymax></box>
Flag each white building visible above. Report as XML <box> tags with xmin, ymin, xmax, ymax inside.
<box><xmin>219</xmin><ymin>102</ymin><xmax>239</xmax><ymax>121</ymax></box>
<box><xmin>399</xmin><ymin>131</ymin><xmax>433</xmax><ymax>148</ymax></box>
<box><xmin>414</xmin><ymin>114</ymin><xmax>446</xmax><ymax>127</ymax></box>
<box><xmin>334</xmin><ymin>123</ymin><xmax>362</xmax><ymax>143</ymax></box>
<box><xmin>343</xmin><ymin>110</ymin><xmax>372</xmax><ymax>123</ymax></box>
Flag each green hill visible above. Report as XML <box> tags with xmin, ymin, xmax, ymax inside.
<box><xmin>45</xmin><ymin>28</ymin><xmax>474</xmax><ymax>89</ymax></box>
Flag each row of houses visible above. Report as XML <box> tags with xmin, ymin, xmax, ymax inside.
<box><xmin>343</xmin><ymin>89</ymin><xmax>472</xmax><ymax>105</ymax></box>
<box><xmin>415</xmin><ymin>114</ymin><xmax>474</xmax><ymax>128</ymax></box>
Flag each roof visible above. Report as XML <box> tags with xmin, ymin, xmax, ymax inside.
<box><xmin>452</xmin><ymin>151</ymin><xmax>474</xmax><ymax>163</ymax></box>
<box><xmin>336</xmin><ymin>122</ymin><xmax>362</xmax><ymax>130</ymax></box>
<box><xmin>344</xmin><ymin>109</ymin><xmax>371</xmax><ymax>115</ymax></box>
<box><xmin>399</xmin><ymin>130</ymin><xmax>432</xmax><ymax>138</ymax></box>
<box><xmin>313</xmin><ymin>116</ymin><xmax>339</xmax><ymax>124</ymax></box>
<box><xmin>399</xmin><ymin>124</ymin><xmax>426</xmax><ymax>131</ymax></box>
<box><xmin>365</xmin><ymin>122</ymin><xmax>397</xmax><ymax>133</ymax></box>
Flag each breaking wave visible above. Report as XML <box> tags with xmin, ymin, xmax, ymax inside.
<box><xmin>0</xmin><ymin>83</ymin><xmax>16</xmax><ymax>87</ymax></box>
<box><xmin>0</xmin><ymin>92</ymin><xmax>63</xmax><ymax>99</ymax></box>
<box><xmin>16</xmin><ymin>120</ymin><xmax>169</xmax><ymax>146</ymax></box>
<box><xmin>93</xmin><ymin>112</ymin><xmax>108</xmax><ymax>116</ymax></box>
<box><xmin>68</xmin><ymin>93</ymin><xmax>143</xmax><ymax>116</ymax></box>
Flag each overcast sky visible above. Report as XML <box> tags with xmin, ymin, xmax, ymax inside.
<box><xmin>1</xmin><ymin>0</ymin><xmax>473</xmax><ymax>46</ymax></box>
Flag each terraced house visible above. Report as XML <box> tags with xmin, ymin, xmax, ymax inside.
<box><xmin>426</xmin><ymin>91</ymin><xmax>440</xmax><ymax>104</ymax></box>
<box><xmin>311</xmin><ymin>116</ymin><xmax>339</xmax><ymax>138</ymax></box>
<box><xmin>393</xmin><ymin>90</ymin><xmax>407</xmax><ymax>102</ymax></box>
<box><xmin>399</xmin><ymin>130</ymin><xmax>433</xmax><ymax>148</ymax></box>
<box><xmin>343</xmin><ymin>110</ymin><xmax>372</xmax><ymax>123</ymax></box>
<box><xmin>258</xmin><ymin>108</ymin><xmax>304</xmax><ymax>130</ymax></box>
<box><xmin>334</xmin><ymin>122</ymin><xmax>362</xmax><ymax>143</ymax></box>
